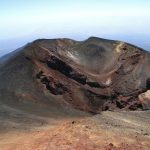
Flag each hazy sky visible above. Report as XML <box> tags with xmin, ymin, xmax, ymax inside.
<box><xmin>0</xmin><ymin>0</ymin><xmax>150</xmax><ymax>52</ymax></box>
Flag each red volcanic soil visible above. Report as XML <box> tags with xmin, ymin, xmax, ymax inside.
<box><xmin>0</xmin><ymin>111</ymin><xmax>150</xmax><ymax>150</ymax></box>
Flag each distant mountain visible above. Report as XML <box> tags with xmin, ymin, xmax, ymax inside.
<box><xmin>0</xmin><ymin>37</ymin><xmax>150</xmax><ymax>114</ymax></box>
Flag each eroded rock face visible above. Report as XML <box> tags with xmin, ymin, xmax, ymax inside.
<box><xmin>0</xmin><ymin>37</ymin><xmax>150</xmax><ymax>113</ymax></box>
<box><xmin>146</xmin><ymin>78</ymin><xmax>150</xmax><ymax>90</ymax></box>
<box><xmin>139</xmin><ymin>90</ymin><xmax>150</xmax><ymax>110</ymax></box>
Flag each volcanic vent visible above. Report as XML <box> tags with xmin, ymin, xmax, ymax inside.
<box><xmin>0</xmin><ymin>37</ymin><xmax>150</xmax><ymax>113</ymax></box>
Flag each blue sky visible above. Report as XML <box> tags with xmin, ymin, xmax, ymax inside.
<box><xmin>0</xmin><ymin>0</ymin><xmax>150</xmax><ymax>53</ymax></box>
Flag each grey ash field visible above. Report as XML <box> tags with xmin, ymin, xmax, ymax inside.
<box><xmin>0</xmin><ymin>37</ymin><xmax>150</xmax><ymax>150</ymax></box>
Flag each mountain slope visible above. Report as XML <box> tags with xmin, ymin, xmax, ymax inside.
<box><xmin>0</xmin><ymin>37</ymin><xmax>150</xmax><ymax>113</ymax></box>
